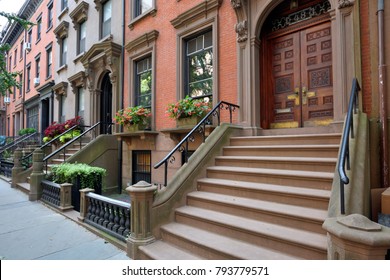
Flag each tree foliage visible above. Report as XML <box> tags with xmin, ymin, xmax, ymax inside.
<box><xmin>0</xmin><ymin>11</ymin><xmax>34</xmax><ymax>96</ymax></box>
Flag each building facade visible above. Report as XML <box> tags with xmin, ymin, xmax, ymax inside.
<box><xmin>1</xmin><ymin>0</ymin><xmax>56</xmax><ymax>137</ymax></box>
<box><xmin>1</xmin><ymin>0</ymin><xmax>390</xmax><ymax>206</ymax></box>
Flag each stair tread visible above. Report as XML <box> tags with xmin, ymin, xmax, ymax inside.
<box><xmin>161</xmin><ymin>223</ymin><xmax>298</xmax><ymax>260</ymax></box>
<box><xmin>175</xmin><ymin>206</ymin><xmax>327</xmax><ymax>251</ymax></box>
<box><xmin>215</xmin><ymin>155</ymin><xmax>337</xmax><ymax>162</ymax></box>
<box><xmin>140</xmin><ymin>240</ymin><xmax>202</xmax><ymax>260</ymax></box>
<box><xmin>197</xmin><ymin>178</ymin><xmax>331</xmax><ymax>199</ymax></box>
<box><xmin>207</xmin><ymin>166</ymin><xmax>334</xmax><ymax>179</ymax></box>
<box><xmin>230</xmin><ymin>133</ymin><xmax>341</xmax><ymax>140</ymax></box>
<box><xmin>225</xmin><ymin>144</ymin><xmax>339</xmax><ymax>149</ymax></box>
<box><xmin>187</xmin><ymin>191</ymin><xmax>327</xmax><ymax>222</ymax></box>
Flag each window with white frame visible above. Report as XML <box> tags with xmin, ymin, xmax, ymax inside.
<box><xmin>102</xmin><ymin>0</ymin><xmax>111</xmax><ymax>38</ymax></box>
<box><xmin>185</xmin><ymin>30</ymin><xmax>213</xmax><ymax>97</ymax></box>
<box><xmin>46</xmin><ymin>44</ymin><xmax>52</xmax><ymax>78</ymax></box>
<box><xmin>78</xmin><ymin>21</ymin><xmax>86</xmax><ymax>54</ymax></box>
<box><xmin>27</xmin><ymin>29</ymin><xmax>32</xmax><ymax>44</ymax></box>
<box><xmin>61</xmin><ymin>0</ymin><xmax>68</xmax><ymax>11</ymax></box>
<box><xmin>26</xmin><ymin>64</ymin><xmax>31</xmax><ymax>92</ymax></box>
<box><xmin>47</xmin><ymin>1</ymin><xmax>53</xmax><ymax>29</ymax></box>
<box><xmin>60</xmin><ymin>37</ymin><xmax>67</xmax><ymax>66</ymax></box>
<box><xmin>36</xmin><ymin>15</ymin><xmax>42</xmax><ymax>41</ymax></box>
<box><xmin>135</xmin><ymin>56</ymin><xmax>152</xmax><ymax>108</ymax></box>
<box><xmin>59</xmin><ymin>95</ymin><xmax>66</xmax><ymax>123</ymax></box>
<box><xmin>35</xmin><ymin>55</ymin><xmax>40</xmax><ymax>80</ymax></box>
<box><xmin>77</xmin><ymin>87</ymin><xmax>85</xmax><ymax>117</ymax></box>
<box><xmin>133</xmin><ymin>0</ymin><xmax>153</xmax><ymax>18</ymax></box>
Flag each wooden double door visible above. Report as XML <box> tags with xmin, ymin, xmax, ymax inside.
<box><xmin>269</xmin><ymin>21</ymin><xmax>333</xmax><ymax>128</ymax></box>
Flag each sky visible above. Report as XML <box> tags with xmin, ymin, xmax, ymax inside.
<box><xmin>0</xmin><ymin>0</ymin><xmax>27</xmax><ymax>31</ymax></box>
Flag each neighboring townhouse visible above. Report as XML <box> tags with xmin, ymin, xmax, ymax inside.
<box><xmin>52</xmin><ymin>0</ymin><xmax>121</xmax><ymax>131</ymax></box>
<box><xmin>1</xmin><ymin>0</ymin><xmax>56</xmax><ymax>136</ymax></box>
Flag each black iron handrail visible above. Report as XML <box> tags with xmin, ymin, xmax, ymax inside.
<box><xmin>154</xmin><ymin>101</ymin><xmax>239</xmax><ymax>186</ymax></box>
<box><xmin>338</xmin><ymin>78</ymin><xmax>361</xmax><ymax>215</ymax></box>
<box><xmin>0</xmin><ymin>132</ymin><xmax>40</xmax><ymax>159</ymax></box>
<box><xmin>21</xmin><ymin>124</ymin><xmax>81</xmax><ymax>168</ymax></box>
<box><xmin>43</xmin><ymin>122</ymin><xmax>103</xmax><ymax>171</ymax></box>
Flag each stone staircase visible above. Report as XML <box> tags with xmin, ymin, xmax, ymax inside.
<box><xmin>139</xmin><ymin>132</ymin><xmax>341</xmax><ymax>260</ymax></box>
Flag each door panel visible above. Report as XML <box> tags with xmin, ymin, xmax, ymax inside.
<box><xmin>270</xmin><ymin>21</ymin><xmax>333</xmax><ymax>128</ymax></box>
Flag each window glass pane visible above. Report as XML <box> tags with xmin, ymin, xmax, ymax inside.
<box><xmin>79</xmin><ymin>88</ymin><xmax>85</xmax><ymax>111</ymax></box>
<box><xmin>141</xmin><ymin>0</ymin><xmax>152</xmax><ymax>14</ymax></box>
<box><xmin>103</xmin><ymin>0</ymin><xmax>111</xmax><ymax>21</ymax></box>
<box><xmin>136</xmin><ymin>57</ymin><xmax>152</xmax><ymax>108</ymax></box>
<box><xmin>187</xmin><ymin>31</ymin><xmax>213</xmax><ymax>97</ymax></box>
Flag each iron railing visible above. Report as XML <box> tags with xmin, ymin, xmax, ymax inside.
<box><xmin>43</xmin><ymin>122</ymin><xmax>113</xmax><ymax>172</ymax></box>
<box><xmin>21</xmin><ymin>124</ymin><xmax>81</xmax><ymax>168</ymax></box>
<box><xmin>0</xmin><ymin>132</ymin><xmax>40</xmax><ymax>158</ymax></box>
<box><xmin>337</xmin><ymin>78</ymin><xmax>361</xmax><ymax>215</ymax></box>
<box><xmin>85</xmin><ymin>192</ymin><xmax>130</xmax><ymax>242</ymax></box>
<box><xmin>41</xmin><ymin>180</ymin><xmax>61</xmax><ymax>207</ymax></box>
<box><xmin>154</xmin><ymin>101</ymin><xmax>239</xmax><ymax>186</ymax></box>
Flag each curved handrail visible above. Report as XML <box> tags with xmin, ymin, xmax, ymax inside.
<box><xmin>337</xmin><ymin>78</ymin><xmax>361</xmax><ymax>215</ymax></box>
<box><xmin>154</xmin><ymin>100</ymin><xmax>239</xmax><ymax>186</ymax></box>
<box><xmin>0</xmin><ymin>132</ymin><xmax>40</xmax><ymax>158</ymax></box>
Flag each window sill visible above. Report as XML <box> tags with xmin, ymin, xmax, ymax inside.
<box><xmin>57</xmin><ymin>64</ymin><xmax>68</xmax><ymax>73</ymax></box>
<box><xmin>99</xmin><ymin>34</ymin><xmax>113</xmax><ymax>43</ymax></box>
<box><xmin>46</xmin><ymin>24</ymin><xmax>53</xmax><ymax>33</ymax></box>
<box><xmin>58</xmin><ymin>7</ymin><xmax>69</xmax><ymax>20</ymax></box>
<box><xmin>128</xmin><ymin>8</ymin><xmax>157</xmax><ymax>30</ymax></box>
<box><xmin>73</xmin><ymin>52</ymin><xmax>85</xmax><ymax>64</ymax></box>
<box><xmin>36</xmin><ymin>38</ymin><xmax>41</xmax><ymax>45</ymax></box>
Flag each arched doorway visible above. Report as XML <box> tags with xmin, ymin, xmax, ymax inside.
<box><xmin>100</xmin><ymin>72</ymin><xmax>112</xmax><ymax>134</ymax></box>
<box><xmin>260</xmin><ymin>0</ymin><xmax>333</xmax><ymax>129</ymax></box>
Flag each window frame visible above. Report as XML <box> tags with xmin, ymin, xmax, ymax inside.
<box><xmin>78</xmin><ymin>21</ymin><xmax>86</xmax><ymax>54</ymax></box>
<box><xmin>47</xmin><ymin>1</ymin><xmax>53</xmax><ymax>30</ymax></box>
<box><xmin>60</xmin><ymin>37</ymin><xmax>68</xmax><ymax>67</ymax></box>
<box><xmin>61</xmin><ymin>0</ymin><xmax>68</xmax><ymax>11</ymax></box>
<box><xmin>101</xmin><ymin>0</ymin><xmax>112</xmax><ymax>39</ymax></box>
<box><xmin>35</xmin><ymin>55</ymin><xmax>41</xmax><ymax>80</ymax></box>
<box><xmin>76</xmin><ymin>87</ymin><xmax>85</xmax><ymax>117</ymax></box>
<box><xmin>36</xmin><ymin>14</ymin><xmax>42</xmax><ymax>42</ymax></box>
<box><xmin>26</xmin><ymin>63</ymin><xmax>31</xmax><ymax>92</ymax></box>
<box><xmin>132</xmin><ymin>150</ymin><xmax>152</xmax><ymax>184</ymax></box>
<box><xmin>46</xmin><ymin>44</ymin><xmax>52</xmax><ymax>79</ymax></box>
<box><xmin>134</xmin><ymin>56</ymin><xmax>152</xmax><ymax>108</ymax></box>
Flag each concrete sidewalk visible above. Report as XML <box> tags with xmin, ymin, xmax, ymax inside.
<box><xmin>0</xmin><ymin>178</ymin><xmax>130</xmax><ymax>260</ymax></box>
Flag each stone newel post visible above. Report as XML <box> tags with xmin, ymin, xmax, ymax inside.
<box><xmin>126</xmin><ymin>181</ymin><xmax>157</xmax><ymax>259</ymax></box>
<box><xmin>11</xmin><ymin>148</ymin><xmax>24</xmax><ymax>188</ymax></box>
<box><xmin>29</xmin><ymin>148</ymin><xmax>45</xmax><ymax>201</ymax></box>
<box><xmin>78</xmin><ymin>188</ymin><xmax>95</xmax><ymax>222</ymax></box>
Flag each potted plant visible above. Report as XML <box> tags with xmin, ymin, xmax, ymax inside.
<box><xmin>42</xmin><ymin>116</ymin><xmax>82</xmax><ymax>143</ymax></box>
<box><xmin>113</xmin><ymin>105</ymin><xmax>151</xmax><ymax>132</ymax></box>
<box><xmin>166</xmin><ymin>96</ymin><xmax>211</xmax><ymax>127</ymax></box>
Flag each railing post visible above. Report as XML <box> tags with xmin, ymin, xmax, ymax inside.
<box><xmin>11</xmin><ymin>148</ymin><xmax>24</xmax><ymax>188</ymax></box>
<box><xmin>126</xmin><ymin>181</ymin><xmax>157</xmax><ymax>260</ymax></box>
<box><xmin>78</xmin><ymin>188</ymin><xmax>95</xmax><ymax>222</ymax></box>
<box><xmin>323</xmin><ymin>214</ymin><xmax>390</xmax><ymax>259</ymax></box>
<box><xmin>59</xmin><ymin>183</ymin><xmax>74</xmax><ymax>211</ymax></box>
<box><xmin>29</xmin><ymin>148</ymin><xmax>45</xmax><ymax>201</ymax></box>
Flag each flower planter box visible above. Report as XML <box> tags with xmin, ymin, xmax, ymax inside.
<box><xmin>125</xmin><ymin>123</ymin><xmax>147</xmax><ymax>133</ymax></box>
<box><xmin>176</xmin><ymin>116</ymin><xmax>202</xmax><ymax>128</ymax></box>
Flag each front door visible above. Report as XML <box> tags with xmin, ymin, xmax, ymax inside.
<box><xmin>100</xmin><ymin>73</ymin><xmax>112</xmax><ymax>134</ymax></box>
<box><xmin>270</xmin><ymin>21</ymin><xmax>333</xmax><ymax>128</ymax></box>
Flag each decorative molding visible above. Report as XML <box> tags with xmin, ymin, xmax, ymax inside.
<box><xmin>125</xmin><ymin>30</ymin><xmax>159</xmax><ymax>53</ymax></box>
<box><xmin>171</xmin><ymin>0</ymin><xmax>222</xmax><ymax>29</ymax></box>
<box><xmin>53</xmin><ymin>21</ymin><xmax>69</xmax><ymax>40</ymax></box>
<box><xmin>271</xmin><ymin>1</ymin><xmax>331</xmax><ymax>32</ymax></box>
<box><xmin>52</xmin><ymin>81</ymin><xmax>68</xmax><ymax>96</ymax></box>
<box><xmin>235</xmin><ymin>20</ymin><xmax>248</xmax><ymax>43</ymax></box>
<box><xmin>68</xmin><ymin>71</ymin><xmax>86</xmax><ymax>92</ymax></box>
<box><xmin>338</xmin><ymin>0</ymin><xmax>354</xmax><ymax>9</ymax></box>
<box><xmin>230</xmin><ymin>0</ymin><xmax>242</xmax><ymax>9</ymax></box>
<box><xmin>69</xmin><ymin>1</ymin><xmax>89</xmax><ymax>28</ymax></box>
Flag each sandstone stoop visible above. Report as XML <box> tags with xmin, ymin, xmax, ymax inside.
<box><xmin>139</xmin><ymin>132</ymin><xmax>341</xmax><ymax>260</ymax></box>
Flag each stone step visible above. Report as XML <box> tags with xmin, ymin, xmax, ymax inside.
<box><xmin>187</xmin><ymin>191</ymin><xmax>327</xmax><ymax>234</ymax></box>
<box><xmin>206</xmin><ymin>166</ymin><xmax>333</xmax><ymax>190</ymax></box>
<box><xmin>139</xmin><ymin>240</ymin><xmax>202</xmax><ymax>260</ymax></box>
<box><xmin>223</xmin><ymin>144</ymin><xmax>339</xmax><ymax>158</ymax></box>
<box><xmin>160</xmin><ymin>223</ymin><xmax>298</xmax><ymax>260</ymax></box>
<box><xmin>229</xmin><ymin>133</ymin><xmax>342</xmax><ymax>146</ymax></box>
<box><xmin>197</xmin><ymin>178</ymin><xmax>331</xmax><ymax>210</ymax></box>
<box><xmin>215</xmin><ymin>155</ymin><xmax>337</xmax><ymax>172</ymax></box>
<box><xmin>174</xmin><ymin>206</ymin><xmax>327</xmax><ymax>259</ymax></box>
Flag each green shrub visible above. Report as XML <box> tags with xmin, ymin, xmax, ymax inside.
<box><xmin>59</xmin><ymin>130</ymin><xmax>81</xmax><ymax>143</ymax></box>
<box><xmin>50</xmin><ymin>163</ymin><xmax>106</xmax><ymax>190</ymax></box>
<box><xmin>18</xmin><ymin>127</ymin><xmax>37</xmax><ymax>135</ymax></box>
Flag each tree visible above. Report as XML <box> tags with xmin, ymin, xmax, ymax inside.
<box><xmin>0</xmin><ymin>11</ymin><xmax>33</xmax><ymax>97</ymax></box>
